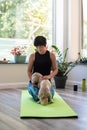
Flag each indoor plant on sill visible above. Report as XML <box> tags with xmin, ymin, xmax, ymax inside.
<box><xmin>10</xmin><ymin>46</ymin><xmax>27</xmax><ymax>63</ymax></box>
<box><xmin>51</xmin><ymin>45</ymin><xmax>77</xmax><ymax>88</ymax></box>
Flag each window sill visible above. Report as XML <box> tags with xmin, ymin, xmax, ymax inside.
<box><xmin>79</xmin><ymin>60</ymin><xmax>87</xmax><ymax>64</ymax></box>
<box><xmin>0</xmin><ymin>61</ymin><xmax>28</xmax><ymax>64</ymax></box>
<box><xmin>77</xmin><ymin>62</ymin><xmax>87</xmax><ymax>65</ymax></box>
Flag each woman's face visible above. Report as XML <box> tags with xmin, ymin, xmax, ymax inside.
<box><xmin>36</xmin><ymin>45</ymin><xmax>47</xmax><ymax>54</ymax></box>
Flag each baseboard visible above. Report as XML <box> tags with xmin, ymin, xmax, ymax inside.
<box><xmin>66</xmin><ymin>80</ymin><xmax>83</xmax><ymax>87</ymax></box>
<box><xmin>0</xmin><ymin>82</ymin><xmax>28</xmax><ymax>89</ymax></box>
<box><xmin>0</xmin><ymin>80</ymin><xmax>86</xmax><ymax>90</ymax></box>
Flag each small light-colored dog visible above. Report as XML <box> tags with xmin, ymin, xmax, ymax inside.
<box><xmin>38</xmin><ymin>79</ymin><xmax>53</xmax><ymax>105</ymax></box>
<box><xmin>31</xmin><ymin>72</ymin><xmax>53</xmax><ymax>105</ymax></box>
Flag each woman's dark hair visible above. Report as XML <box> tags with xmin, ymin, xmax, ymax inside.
<box><xmin>34</xmin><ymin>36</ymin><xmax>47</xmax><ymax>46</ymax></box>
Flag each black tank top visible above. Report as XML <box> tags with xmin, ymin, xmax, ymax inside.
<box><xmin>33</xmin><ymin>50</ymin><xmax>52</xmax><ymax>75</ymax></box>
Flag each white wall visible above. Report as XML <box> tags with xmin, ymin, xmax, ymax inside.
<box><xmin>0</xmin><ymin>0</ymin><xmax>87</xmax><ymax>89</ymax></box>
<box><xmin>0</xmin><ymin>64</ymin><xmax>28</xmax><ymax>89</ymax></box>
<box><xmin>67</xmin><ymin>64</ymin><xmax>87</xmax><ymax>87</ymax></box>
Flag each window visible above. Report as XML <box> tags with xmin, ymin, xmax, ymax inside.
<box><xmin>0</xmin><ymin>0</ymin><xmax>53</xmax><ymax>63</ymax></box>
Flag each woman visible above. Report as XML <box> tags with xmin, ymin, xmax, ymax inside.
<box><xmin>27</xmin><ymin>36</ymin><xmax>58</xmax><ymax>101</ymax></box>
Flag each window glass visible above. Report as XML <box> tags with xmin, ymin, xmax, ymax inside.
<box><xmin>0</xmin><ymin>0</ymin><xmax>53</xmax><ymax>63</ymax></box>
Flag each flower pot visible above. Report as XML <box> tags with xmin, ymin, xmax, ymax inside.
<box><xmin>54</xmin><ymin>76</ymin><xmax>67</xmax><ymax>88</ymax></box>
<box><xmin>14</xmin><ymin>55</ymin><xmax>26</xmax><ymax>63</ymax></box>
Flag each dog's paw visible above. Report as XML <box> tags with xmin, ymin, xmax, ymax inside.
<box><xmin>49</xmin><ymin>99</ymin><xmax>54</xmax><ymax>104</ymax></box>
<box><xmin>37</xmin><ymin>100</ymin><xmax>40</xmax><ymax>104</ymax></box>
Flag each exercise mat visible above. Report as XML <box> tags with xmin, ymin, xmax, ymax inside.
<box><xmin>20</xmin><ymin>90</ymin><xmax>78</xmax><ymax>118</ymax></box>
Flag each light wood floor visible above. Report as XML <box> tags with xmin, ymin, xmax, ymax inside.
<box><xmin>0</xmin><ymin>86</ymin><xmax>87</xmax><ymax>130</ymax></box>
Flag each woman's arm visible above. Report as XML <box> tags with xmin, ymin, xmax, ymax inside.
<box><xmin>27</xmin><ymin>53</ymin><xmax>35</xmax><ymax>81</ymax></box>
<box><xmin>50</xmin><ymin>52</ymin><xmax>58</xmax><ymax>77</ymax></box>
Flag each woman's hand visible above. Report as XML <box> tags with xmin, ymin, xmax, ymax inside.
<box><xmin>41</xmin><ymin>75</ymin><xmax>51</xmax><ymax>80</ymax></box>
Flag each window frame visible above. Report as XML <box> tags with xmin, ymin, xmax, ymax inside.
<box><xmin>0</xmin><ymin>0</ymin><xmax>55</xmax><ymax>64</ymax></box>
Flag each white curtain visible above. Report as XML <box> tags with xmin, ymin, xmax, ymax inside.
<box><xmin>66</xmin><ymin>0</ymin><xmax>83</xmax><ymax>61</ymax></box>
<box><xmin>79</xmin><ymin>0</ymin><xmax>83</xmax><ymax>50</ymax></box>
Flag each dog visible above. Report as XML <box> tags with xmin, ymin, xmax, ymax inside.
<box><xmin>31</xmin><ymin>72</ymin><xmax>53</xmax><ymax>105</ymax></box>
<box><xmin>31</xmin><ymin>72</ymin><xmax>42</xmax><ymax>87</ymax></box>
<box><xmin>38</xmin><ymin>79</ymin><xmax>53</xmax><ymax>105</ymax></box>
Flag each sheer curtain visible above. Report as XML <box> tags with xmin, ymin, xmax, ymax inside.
<box><xmin>79</xmin><ymin>0</ymin><xmax>83</xmax><ymax>50</ymax></box>
<box><xmin>81</xmin><ymin>0</ymin><xmax>87</xmax><ymax>58</ymax></box>
<box><xmin>66</xmin><ymin>0</ymin><xmax>83</xmax><ymax>61</ymax></box>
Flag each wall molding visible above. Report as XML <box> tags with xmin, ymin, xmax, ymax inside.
<box><xmin>0</xmin><ymin>82</ymin><xmax>28</xmax><ymax>89</ymax></box>
<box><xmin>0</xmin><ymin>80</ymin><xmax>86</xmax><ymax>90</ymax></box>
<box><xmin>66</xmin><ymin>79</ymin><xmax>86</xmax><ymax>87</ymax></box>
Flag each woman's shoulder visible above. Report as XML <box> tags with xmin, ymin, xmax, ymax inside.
<box><xmin>49</xmin><ymin>51</ymin><xmax>56</xmax><ymax>63</ymax></box>
<box><xmin>49</xmin><ymin>51</ymin><xmax>55</xmax><ymax>58</ymax></box>
<box><xmin>30</xmin><ymin>52</ymin><xmax>35</xmax><ymax>56</ymax></box>
<box><xmin>29</xmin><ymin>53</ymin><xmax>35</xmax><ymax>60</ymax></box>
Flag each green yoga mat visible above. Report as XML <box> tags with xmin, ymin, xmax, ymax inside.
<box><xmin>20</xmin><ymin>90</ymin><xmax>78</xmax><ymax>118</ymax></box>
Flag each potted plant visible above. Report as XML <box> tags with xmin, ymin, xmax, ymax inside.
<box><xmin>51</xmin><ymin>45</ymin><xmax>77</xmax><ymax>88</ymax></box>
<box><xmin>10</xmin><ymin>46</ymin><xmax>27</xmax><ymax>63</ymax></box>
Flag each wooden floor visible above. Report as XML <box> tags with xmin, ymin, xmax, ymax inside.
<box><xmin>0</xmin><ymin>86</ymin><xmax>87</xmax><ymax>130</ymax></box>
